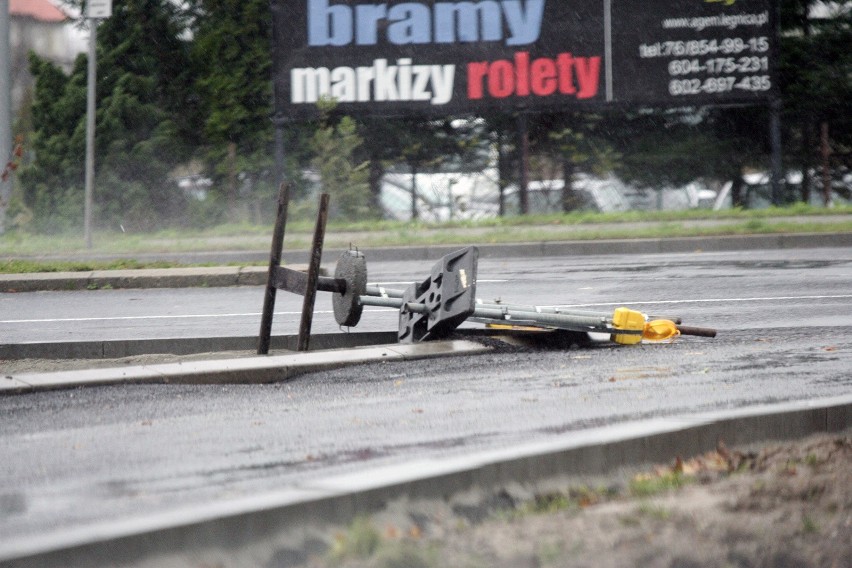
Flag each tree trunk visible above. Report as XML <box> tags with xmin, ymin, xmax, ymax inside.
<box><xmin>227</xmin><ymin>141</ymin><xmax>238</xmax><ymax>220</ymax></box>
<box><xmin>797</xmin><ymin>0</ymin><xmax>813</xmax><ymax>205</ymax></box>
<box><xmin>561</xmin><ymin>155</ymin><xmax>576</xmax><ymax>212</ymax></box>
<box><xmin>497</xmin><ymin>132</ymin><xmax>507</xmax><ymax>217</ymax></box>
<box><xmin>820</xmin><ymin>122</ymin><xmax>832</xmax><ymax>207</ymax></box>
<box><xmin>368</xmin><ymin>155</ymin><xmax>384</xmax><ymax>217</ymax></box>
<box><xmin>798</xmin><ymin>117</ymin><xmax>814</xmax><ymax>204</ymax></box>
<box><xmin>732</xmin><ymin>176</ymin><xmax>747</xmax><ymax>208</ymax></box>
<box><xmin>517</xmin><ymin>114</ymin><xmax>529</xmax><ymax>215</ymax></box>
<box><xmin>410</xmin><ymin>162</ymin><xmax>418</xmax><ymax>221</ymax></box>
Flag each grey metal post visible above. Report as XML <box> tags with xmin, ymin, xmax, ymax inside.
<box><xmin>273</xmin><ymin>116</ymin><xmax>285</xmax><ymax>188</ymax></box>
<box><xmin>769</xmin><ymin>95</ymin><xmax>783</xmax><ymax>206</ymax></box>
<box><xmin>0</xmin><ymin>0</ymin><xmax>11</xmax><ymax>235</ymax></box>
<box><xmin>768</xmin><ymin>0</ymin><xmax>783</xmax><ymax>207</ymax></box>
<box><xmin>257</xmin><ymin>182</ymin><xmax>290</xmax><ymax>355</ymax></box>
<box><xmin>517</xmin><ymin>112</ymin><xmax>529</xmax><ymax>215</ymax></box>
<box><xmin>297</xmin><ymin>193</ymin><xmax>330</xmax><ymax>351</ymax></box>
<box><xmin>410</xmin><ymin>162</ymin><xmax>418</xmax><ymax>221</ymax></box>
<box><xmin>84</xmin><ymin>18</ymin><xmax>97</xmax><ymax>248</ymax></box>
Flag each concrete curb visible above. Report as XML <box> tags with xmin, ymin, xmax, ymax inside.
<box><xmin>3</xmin><ymin>232</ymin><xmax>851</xmax><ymax>292</ymax></box>
<box><xmin>0</xmin><ymin>331</ymin><xmax>401</xmax><ymax>360</ymax></box>
<box><xmin>0</xmin><ymin>340</ymin><xmax>489</xmax><ymax>394</ymax></box>
<box><xmin>2</xmin><ymin>395</ymin><xmax>849</xmax><ymax>567</ymax></box>
<box><xmin>354</xmin><ymin>232</ymin><xmax>852</xmax><ymax>263</ymax></box>
<box><xmin>0</xmin><ymin>266</ymin><xmax>271</xmax><ymax>293</ymax></box>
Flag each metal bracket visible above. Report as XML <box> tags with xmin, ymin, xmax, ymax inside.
<box><xmin>258</xmin><ymin>184</ymin><xmax>336</xmax><ymax>354</ymax></box>
<box><xmin>398</xmin><ymin>246</ymin><xmax>479</xmax><ymax>343</ymax></box>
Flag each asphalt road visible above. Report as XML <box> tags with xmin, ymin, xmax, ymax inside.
<box><xmin>1</xmin><ymin>247</ymin><xmax>851</xmax><ymax>545</ymax></box>
<box><xmin>2</xmin><ymin>247</ymin><xmax>850</xmax><ymax>342</ymax></box>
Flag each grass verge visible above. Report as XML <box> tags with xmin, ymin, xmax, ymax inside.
<box><xmin>1</xmin><ymin>205</ymin><xmax>850</xmax><ymax>273</ymax></box>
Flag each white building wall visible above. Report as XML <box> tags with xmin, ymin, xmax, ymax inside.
<box><xmin>10</xmin><ymin>10</ymin><xmax>86</xmax><ymax>113</ymax></box>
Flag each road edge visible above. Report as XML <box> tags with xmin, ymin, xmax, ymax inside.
<box><xmin>2</xmin><ymin>232</ymin><xmax>851</xmax><ymax>292</ymax></box>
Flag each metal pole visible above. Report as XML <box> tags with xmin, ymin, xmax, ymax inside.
<box><xmin>0</xmin><ymin>0</ymin><xmax>11</xmax><ymax>235</ymax></box>
<box><xmin>258</xmin><ymin>182</ymin><xmax>290</xmax><ymax>355</ymax></box>
<box><xmin>769</xmin><ymin>95</ymin><xmax>783</xmax><ymax>206</ymax></box>
<box><xmin>496</xmin><ymin>132</ymin><xmax>506</xmax><ymax>217</ymax></box>
<box><xmin>359</xmin><ymin>295</ymin><xmax>625</xmax><ymax>334</ymax></box>
<box><xmin>297</xmin><ymin>193</ymin><xmax>330</xmax><ymax>351</ymax></box>
<box><xmin>84</xmin><ymin>18</ymin><xmax>97</xmax><ymax>248</ymax></box>
<box><xmin>820</xmin><ymin>122</ymin><xmax>831</xmax><ymax>207</ymax></box>
<box><xmin>517</xmin><ymin>113</ymin><xmax>529</xmax><ymax>215</ymax></box>
<box><xmin>410</xmin><ymin>162</ymin><xmax>418</xmax><ymax>221</ymax></box>
<box><xmin>364</xmin><ymin>284</ymin><xmax>680</xmax><ymax>323</ymax></box>
<box><xmin>273</xmin><ymin>117</ymin><xmax>285</xmax><ymax>188</ymax></box>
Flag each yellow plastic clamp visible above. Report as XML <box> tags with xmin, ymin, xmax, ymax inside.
<box><xmin>611</xmin><ymin>307</ymin><xmax>646</xmax><ymax>345</ymax></box>
<box><xmin>642</xmin><ymin>320</ymin><xmax>681</xmax><ymax>342</ymax></box>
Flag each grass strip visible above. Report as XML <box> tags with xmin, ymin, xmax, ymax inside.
<box><xmin>2</xmin><ymin>205</ymin><xmax>850</xmax><ymax>273</ymax></box>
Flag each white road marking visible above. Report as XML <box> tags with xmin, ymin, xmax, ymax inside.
<box><xmin>369</xmin><ymin>279</ymin><xmax>507</xmax><ymax>286</ymax></box>
<box><xmin>549</xmin><ymin>294</ymin><xmax>852</xmax><ymax>309</ymax></box>
<box><xmin>2</xmin><ymin>295</ymin><xmax>848</xmax><ymax>325</ymax></box>
<box><xmin>1</xmin><ymin>308</ymin><xmax>399</xmax><ymax>325</ymax></box>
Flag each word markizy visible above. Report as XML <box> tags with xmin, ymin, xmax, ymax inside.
<box><xmin>291</xmin><ymin>59</ymin><xmax>456</xmax><ymax>105</ymax></box>
<box><xmin>308</xmin><ymin>0</ymin><xmax>545</xmax><ymax>46</ymax></box>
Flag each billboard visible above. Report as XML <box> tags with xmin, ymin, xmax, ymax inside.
<box><xmin>271</xmin><ymin>0</ymin><xmax>777</xmax><ymax>119</ymax></box>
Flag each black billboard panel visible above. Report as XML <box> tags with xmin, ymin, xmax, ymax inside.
<box><xmin>271</xmin><ymin>0</ymin><xmax>776</xmax><ymax>119</ymax></box>
<box><xmin>610</xmin><ymin>0</ymin><xmax>776</xmax><ymax>105</ymax></box>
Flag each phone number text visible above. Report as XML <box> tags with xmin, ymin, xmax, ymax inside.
<box><xmin>640</xmin><ymin>37</ymin><xmax>770</xmax><ymax>58</ymax></box>
<box><xmin>668</xmin><ymin>56</ymin><xmax>769</xmax><ymax>76</ymax></box>
<box><xmin>668</xmin><ymin>75</ymin><xmax>771</xmax><ymax>96</ymax></box>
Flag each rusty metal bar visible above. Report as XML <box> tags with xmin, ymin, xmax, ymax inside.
<box><xmin>675</xmin><ymin>326</ymin><xmax>717</xmax><ymax>338</ymax></box>
<box><xmin>271</xmin><ymin>266</ymin><xmax>310</xmax><ymax>296</ymax></box>
<box><xmin>257</xmin><ymin>182</ymin><xmax>290</xmax><ymax>355</ymax></box>
<box><xmin>297</xmin><ymin>193</ymin><xmax>330</xmax><ymax>352</ymax></box>
<box><xmin>271</xmin><ymin>267</ymin><xmax>346</xmax><ymax>296</ymax></box>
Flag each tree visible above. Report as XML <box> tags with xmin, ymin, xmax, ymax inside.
<box><xmin>17</xmin><ymin>53</ymin><xmax>87</xmax><ymax>231</ymax></box>
<box><xmin>189</xmin><ymin>0</ymin><xmax>274</xmax><ymax>222</ymax></box>
<box><xmin>540</xmin><ymin>111</ymin><xmax>621</xmax><ymax>212</ymax></box>
<box><xmin>20</xmin><ymin>0</ymin><xmax>195</xmax><ymax>232</ymax></box>
<box><xmin>94</xmin><ymin>0</ymin><xmax>196</xmax><ymax>229</ymax></box>
<box><xmin>310</xmin><ymin>104</ymin><xmax>370</xmax><ymax>221</ymax></box>
<box><xmin>779</xmin><ymin>0</ymin><xmax>851</xmax><ymax>204</ymax></box>
<box><xmin>479</xmin><ymin>113</ymin><xmax>519</xmax><ymax>216</ymax></box>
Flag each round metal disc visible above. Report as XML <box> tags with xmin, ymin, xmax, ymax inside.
<box><xmin>332</xmin><ymin>250</ymin><xmax>367</xmax><ymax>327</ymax></box>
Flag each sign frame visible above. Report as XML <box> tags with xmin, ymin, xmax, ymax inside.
<box><xmin>271</xmin><ymin>0</ymin><xmax>779</xmax><ymax>120</ymax></box>
<box><xmin>87</xmin><ymin>0</ymin><xmax>113</xmax><ymax>19</ymax></box>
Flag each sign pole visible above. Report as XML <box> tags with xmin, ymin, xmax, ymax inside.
<box><xmin>769</xmin><ymin>96</ymin><xmax>783</xmax><ymax>206</ymax></box>
<box><xmin>83</xmin><ymin>0</ymin><xmax>111</xmax><ymax>248</ymax></box>
<box><xmin>517</xmin><ymin>113</ymin><xmax>529</xmax><ymax>215</ymax></box>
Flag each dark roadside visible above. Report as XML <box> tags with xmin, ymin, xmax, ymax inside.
<box><xmin>301</xmin><ymin>431</ymin><xmax>852</xmax><ymax>568</ymax></box>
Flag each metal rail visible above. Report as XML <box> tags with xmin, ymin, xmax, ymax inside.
<box><xmin>358</xmin><ymin>295</ymin><xmax>634</xmax><ymax>335</ymax></box>
<box><xmin>366</xmin><ymin>285</ymin><xmax>682</xmax><ymax>324</ymax></box>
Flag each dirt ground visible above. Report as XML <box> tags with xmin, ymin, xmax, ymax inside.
<box><xmin>300</xmin><ymin>432</ymin><xmax>851</xmax><ymax>568</ymax></box>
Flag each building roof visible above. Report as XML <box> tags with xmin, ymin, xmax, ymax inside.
<box><xmin>10</xmin><ymin>0</ymin><xmax>69</xmax><ymax>23</ymax></box>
